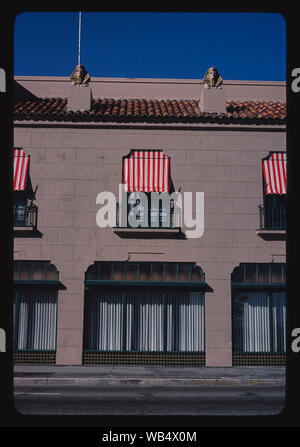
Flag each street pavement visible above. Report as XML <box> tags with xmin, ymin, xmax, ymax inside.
<box><xmin>14</xmin><ymin>383</ymin><xmax>285</xmax><ymax>416</ymax></box>
<box><xmin>13</xmin><ymin>365</ymin><xmax>286</xmax><ymax>416</ymax></box>
<box><xmin>14</xmin><ymin>364</ymin><xmax>286</xmax><ymax>386</ymax></box>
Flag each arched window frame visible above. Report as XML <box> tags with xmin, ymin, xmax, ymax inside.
<box><xmin>231</xmin><ymin>262</ymin><xmax>286</xmax><ymax>357</ymax></box>
<box><xmin>13</xmin><ymin>261</ymin><xmax>62</xmax><ymax>354</ymax></box>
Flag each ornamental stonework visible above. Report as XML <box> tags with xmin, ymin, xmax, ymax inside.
<box><xmin>203</xmin><ymin>67</ymin><xmax>223</xmax><ymax>89</ymax></box>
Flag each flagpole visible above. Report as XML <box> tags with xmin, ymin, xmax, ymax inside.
<box><xmin>78</xmin><ymin>11</ymin><xmax>81</xmax><ymax>66</ymax></box>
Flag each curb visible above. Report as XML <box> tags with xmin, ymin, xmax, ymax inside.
<box><xmin>14</xmin><ymin>377</ymin><xmax>286</xmax><ymax>387</ymax></box>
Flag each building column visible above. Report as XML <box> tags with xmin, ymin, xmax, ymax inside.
<box><xmin>55</xmin><ymin>260</ymin><xmax>92</xmax><ymax>365</ymax></box>
<box><xmin>205</xmin><ymin>276</ymin><xmax>233</xmax><ymax>367</ymax></box>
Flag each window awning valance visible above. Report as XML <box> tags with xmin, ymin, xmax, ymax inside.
<box><xmin>123</xmin><ymin>150</ymin><xmax>170</xmax><ymax>193</ymax></box>
<box><xmin>13</xmin><ymin>148</ymin><xmax>30</xmax><ymax>191</ymax></box>
<box><xmin>85</xmin><ymin>261</ymin><xmax>206</xmax><ymax>286</ymax></box>
<box><xmin>263</xmin><ymin>152</ymin><xmax>286</xmax><ymax>195</ymax></box>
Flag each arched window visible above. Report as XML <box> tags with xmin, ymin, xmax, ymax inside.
<box><xmin>231</xmin><ymin>262</ymin><xmax>286</xmax><ymax>365</ymax></box>
<box><xmin>83</xmin><ymin>261</ymin><xmax>207</xmax><ymax>365</ymax></box>
<box><xmin>13</xmin><ymin>261</ymin><xmax>60</xmax><ymax>364</ymax></box>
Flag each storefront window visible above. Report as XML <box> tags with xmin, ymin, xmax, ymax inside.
<box><xmin>232</xmin><ymin>263</ymin><xmax>286</xmax><ymax>354</ymax></box>
<box><xmin>83</xmin><ymin>262</ymin><xmax>206</xmax><ymax>353</ymax></box>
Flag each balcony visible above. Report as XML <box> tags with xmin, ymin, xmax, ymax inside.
<box><xmin>14</xmin><ymin>202</ymin><xmax>38</xmax><ymax>228</ymax></box>
<box><xmin>113</xmin><ymin>202</ymin><xmax>184</xmax><ymax>238</ymax></box>
<box><xmin>257</xmin><ymin>200</ymin><xmax>286</xmax><ymax>240</ymax></box>
<box><xmin>13</xmin><ymin>202</ymin><xmax>40</xmax><ymax>237</ymax></box>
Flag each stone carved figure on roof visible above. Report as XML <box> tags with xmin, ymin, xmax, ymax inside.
<box><xmin>70</xmin><ymin>64</ymin><xmax>90</xmax><ymax>86</ymax></box>
<box><xmin>203</xmin><ymin>67</ymin><xmax>223</xmax><ymax>89</ymax></box>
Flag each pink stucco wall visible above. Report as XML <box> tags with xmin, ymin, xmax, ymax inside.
<box><xmin>13</xmin><ymin>77</ymin><xmax>286</xmax><ymax>366</ymax></box>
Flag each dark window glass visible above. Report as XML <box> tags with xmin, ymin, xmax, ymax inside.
<box><xmin>126</xmin><ymin>192</ymin><xmax>172</xmax><ymax>228</ymax></box>
<box><xmin>165</xmin><ymin>263</ymin><xmax>178</xmax><ymax>282</ymax></box>
<box><xmin>127</xmin><ymin>193</ymin><xmax>147</xmax><ymax>228</ymax></box>
<box><xmin>46</xmin><ymin>263</ymin><xmax>58</xmax><ymax>281</ymax></box>
<box><xmin>14</xmin><ymin>262</ymin><xmax>19</xmax><ymax>280</ymax></box>
<box><xmin>282</xmin><ymin>264</ymin><xmax>286</xmax><ymax>283</ymax></box>
<box><xmin>32</xmin><ymin>261</ymin><xmax>45</xmax><ymax>280</ymax></box>
<box><xmin>152</xmin><ymin>263</ymin><xmax>164</xmax><ymax>281</ymax></box>
<box><xmin>231</xmin><ymin>265</ymin><xmax>244</xmax><ymax>283</ymax></box>
<box><xmin>125</xmin><ymin>263</ymin><xmax>138</xmax><ymax>281</ymax></box>
<box><xmin>271</xmin><ymin>263</ymin><xmax>283</xmax><ymax>283</ymax></box>
<box><xmin>258</xmin><ymin>263</ymin><xmax>270</xmax><ymax>284</ymax></box>
<box><xmin>245</xmin><ymin>264</ymin><xmax>257</xmax><ymax>283</ymax></box>
<box><xmin>139</xmin><ymin>263</ymin><xmax>151</xmax><ymax>281</ymax></box>
<box><xmin>264</xmin><ymin>195</ymin><xmax>286</xmax><ymax>230</ymax></box>
<box><xmin>112</xmin><ymin>263</ymin><xmax>124</xmax><ymax>281</ymax></box>
<box><xmin>192</xmin><ymin>265</ymin><xmax>203</xmax><ymax>282</ymax></box>
<box><xmin>14</xmin><ymin>199</ymin><xmax>27</xmax><ymax>226</ymax></box>
<box><xmin>19</xmin><ymin>262</ymin><xmax>32</xmax><ymax>280</ymax></box>
<box><xmin>178</xmin><ymin>264</ymin><xmax>191</xmax><ymax>282</ymax></box>
<box><xmin>85</xmin><ymin>263</ymin><xmax>98</xmax><ymax>280</ymax></box>
<box><xmin>99</xmin><ymin>263</ymin><xmax>112</xmax><ymax>281</ymax></box>
<box><xmin>85</xmin><ymin>262</ymin><xmax>206</xmax><ymax>284</ymax></box>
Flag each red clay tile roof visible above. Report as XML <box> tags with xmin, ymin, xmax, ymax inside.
<box><xmin>13</xmin><ymin>97</ymin><xmax>286</xmax><ymax>124</ymax></box>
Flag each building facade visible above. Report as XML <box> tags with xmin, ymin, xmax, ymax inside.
<box><xmin>13</xmin><ymin>69</ymin><xmax>286</xmax><ymax>366</ymax></box>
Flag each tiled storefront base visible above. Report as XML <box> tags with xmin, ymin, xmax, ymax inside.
<box><xmin>13</xmin><ymin>351</ymin><xmax>286</xmax><ymax>366</ymax></box>
<box><xmin>14</xmin><ymin>351</ymin><xmax>56</xmax><ymax>364</ymax></box>
<box><xmin>232</xmin><ymin>353</ymin><xmax>286</xmax><ymax>366</ymax></box>
<box><xmin>82</xmin><ymin>352</ymin><xmax>206</xmax><ymax>366</ymax></box>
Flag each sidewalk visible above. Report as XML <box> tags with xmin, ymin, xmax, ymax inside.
<box><xmin>14</xmin><ymin>364</ymin><xmax>286</xmax><ymax>387</ymax></box>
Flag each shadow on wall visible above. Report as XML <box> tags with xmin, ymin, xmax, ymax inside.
<box><xmin>14</xmin><ymin>81</ymin><xmax>39</xmax><ymax>102</ymax></box>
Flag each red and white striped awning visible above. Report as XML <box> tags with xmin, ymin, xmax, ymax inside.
<box><xmin>263</xmin><ymin>152</ymin><xmax>286</xmax><ymax>195</ymax></box>
<box><xmin>13</xmin><ymin>148</ymin><xmax>30</xmax><ymax>191</ymax></box>
<box><xmin>123</xmin><ymin>151</ymin><xmax>170</xmax><ymax>192</ymax></box>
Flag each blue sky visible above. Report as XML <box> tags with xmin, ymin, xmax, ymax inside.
<box><xmin>14</xmin><ymin>12</ymin><xmax>286</xmax><ymax>81</ymax></box>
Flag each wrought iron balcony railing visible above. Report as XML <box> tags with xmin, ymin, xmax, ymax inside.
<box><xmin>13</xmin><ymin>203</ymin><xmax>38</xmax><ymax>228</ymax></box>
<box><xmin>258</xmin><ymin>201</ymin><xmax>286</xmax><ymax>231</ymax></box>
<box><xmin>115</xmin><ymin>202</ymin><xmax>181</xmax><ymax>229</ymax></box>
